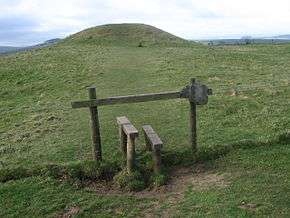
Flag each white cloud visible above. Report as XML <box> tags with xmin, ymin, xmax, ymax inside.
<box><xmin>0</xmin><ymin>0</ymin><xmax>290</xmax><ymax>45</ymax></box>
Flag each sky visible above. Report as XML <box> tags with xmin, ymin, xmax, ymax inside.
<box><xmin>1</xmin><ymin>0</ymin><xmax>290</xmax><ymax>46</ymax></box>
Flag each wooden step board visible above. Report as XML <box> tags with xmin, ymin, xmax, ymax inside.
<box><xmin>142</xmin><ymin>125</ymin><xmax>163</xmax><ymax>174</ymax></box>
<box><xmin>122</xmin><ymin>124</ymin><xmax>138</xmax><ymax>138</ymax></box>
<box><xmin>116</xmin><ymin>116</ymin><xmax>138</xmax><ymax>173</ymax></box>
<box><xmin>116</xmin><ymin>116</ymin><xmax>131</xmax><ymax>126</ymax></box>
<box><xmin>142</xmin><ymin>125</ymin><xmax>163</xmax><ymax>150</ymax></box>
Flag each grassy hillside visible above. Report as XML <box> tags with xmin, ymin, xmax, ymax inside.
<box><xmin>64</xmin><ymin>23</ymin><xmax>190</xmax><ymax>46</ymax></box>
<box><xmin>0</xmin><ymin>24</ymin><xmax>290</xmax><ymax>217</ymax></box>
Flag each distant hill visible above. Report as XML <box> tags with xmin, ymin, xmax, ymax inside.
<box><xmin>0</xmin><ymin>46</ymin><xmax>22</xmax><ymax>54</ymax></box>
<box><xmin>198</xmin><ymin>37</ymin><xmax>290</xmax><ymax>46</ymax></box>
<box><xmin>0</xmin><ymin>38</ymin><xmax>62</xmax><ymax>55</ymax></box>
<box><xmin>64</xmin><ymin>23</ymin><xmax>191</xmax><ymax>47</ymax></box>
<box><xmin>273</xmin><ymin>34</ymin><xmax>290</xmax><ymax>39</ymax></box>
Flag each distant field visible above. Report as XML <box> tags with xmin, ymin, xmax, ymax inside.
<box><xmin>199</xmin><ymin>38</ymin><xmax>290</xmax><ymax>45</ymax></box>
<box><xmin>0</xmin><ymin>25</ymin><xmax>290</xmax><ymax>217</ymax></box>
<box><xmin>0</xmin><ymin>46</ymin><xmax>22</xmax><ymax>54</ymax></box>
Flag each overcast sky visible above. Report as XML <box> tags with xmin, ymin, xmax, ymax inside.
<box><xmin>1</xmin><ymin>0</ymin><xmax>290</xmax><ymax>46</ymax></box>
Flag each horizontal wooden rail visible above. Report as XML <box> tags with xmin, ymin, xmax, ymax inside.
<box><xmin>72</xmin><ymin>91</ymin><xmax>181</xmax><ymax>108</ymax></box>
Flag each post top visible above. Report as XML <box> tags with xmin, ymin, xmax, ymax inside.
<box><xmin>191</xmin><ymin>78</ymin><xmax>196</xmax><ymax>83</ymax></box>
<box><xmin>87</xmin><ymin>86</ymin><xmax>96</xmax><ymax>90</ymax></box>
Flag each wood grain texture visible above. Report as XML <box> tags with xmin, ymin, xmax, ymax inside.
<box><xmin>122</xmin><ymin>124</ymin><xmax>138</xmax><ymax>138</ymax></box>
<box><xmin>88</xmin><ymin>87</ymin><xmax>102</xmax><ymax>161</ymax></box>
<box><xmin>189</xmin><ymin>79</ymin><xmax>197</xmax><ymax>154</ymax></box>
<box><xmin>126</xmin><ymin>135</ymin><xmax>136</xmax><ymax>174</ymax></box>
<box><xmin>116</xmin><ymin>116</ymin><xmax>131</xmax><ymax>125</ymax></box>
<box><xmin>116</xmin><ymin>116</ymin><xmax>131</xmax><ymax>157</ymax></box>
<box><xmin>72</xmin><ymin>91</ymin><xmax>181</xmax><ymax>108</ymax></box>
<box><xmin>142</xmin><ymin>125</ymin><xmax>163</xmax><ymax>149</ymax></box>
<box><xmin>142</xmin><ymin>125</ymin><xmax>163</xmax><ymax>173</ymax></box>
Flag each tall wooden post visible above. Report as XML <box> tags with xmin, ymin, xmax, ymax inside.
<box><xmin>189</xmin><ymin>78</ymin><xmax>197</xmax><ymax>154</ymax></box>
<box><xmin>88</xmin><ymin>86</ymin><xmax>102</xmax><ymax>161</ymax></box>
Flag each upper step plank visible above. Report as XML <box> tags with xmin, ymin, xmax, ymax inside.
<box><xmin>142</xmin><ymin>125</ymin><xmax>163</xmax><ymax>148</ymax></box>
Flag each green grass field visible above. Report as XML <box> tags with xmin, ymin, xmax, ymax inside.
<box><xmin>0</xmin><ymin>24</ymin><xmax>290</xmax><ymax>217</ymax></box>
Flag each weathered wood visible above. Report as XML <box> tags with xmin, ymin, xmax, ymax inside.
<box><xmin>88</xmin><ymin>87</ymin><xmax>102</xmax><ymax>161</ymax></box>
<box><xmin>116</xmin><ymin>116</ymin><xmax>131</xmax><ymax>157</ymax></box>
<box><xmin>152</xmin><ymin>147</ymin><xmax>162</xmax><ymax>174</ymax></box>
<box><xmin>115</xmin><ymin>121</ymin><xmax>138</xmax><ymax>173</ymax></box>
<box><xmin>143</xmin><ymin>125</ymin><xmax>155</xmax><ymax>151</ymax></box>
<box><xmin>144</xmin><ymin>136</ymin><xmax>152</xmax><ymax>151</ymax></box>
<box><xmin>116</xmin><ymin>116</ymin><xmax>131</xmax><ymax>125</ymax></box>
<box><xmin>122</xmin><ymin>124</ymin><xmax>138</xmax><ymax>138</ymax></box>
<box><xmin>72</xmin><ymin>91</ymin><xmax>181</xmax><ymax>108</ymax></box>
<box><xmin>142</xmin><ymin>125</ymin><xmax>163</xmax><ymax>150</ymax></box>
<box><xmin>189</xmin><ymin>78</ymin><xmax>197</xmax><ymax>154</ymax></box>
<box><xmin>142</xmin><ymin>125</ymin><xmax>163</xmax><ymax>174</ymax></box>
<box><xmin>142</xmin><ymin>125</ymin><xmax>155</xmax><ymax>134</ymax></box>
<box><xmin>127</xmin><ymin>135</ymin><xmax>136</xmax><ymax>174</ymax></box>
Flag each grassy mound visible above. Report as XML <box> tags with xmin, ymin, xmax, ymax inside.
<box><xmin>64</xmin><ymin>23</ymin><xmax>191</xmax><ymax>47</ymax></box>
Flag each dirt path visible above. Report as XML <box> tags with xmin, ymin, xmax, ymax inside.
<box><xmin>140</xmin><ymin>166</ymin><xmax>229</xmax><ymax>217</ymax></box>
<box><xmin>88</xmin><ymin>165</ymin><xmax>229</xmax><ymax>217</ymax></box>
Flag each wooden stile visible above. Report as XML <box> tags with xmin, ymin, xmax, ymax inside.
<box><xmin>72</xmin><ymin>79</ymin><xmax>212</xmax><ymax>161</ymax></box>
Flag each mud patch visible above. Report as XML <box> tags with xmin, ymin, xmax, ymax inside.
<box><xmin>89</xmin><ymin>165</ymin><xmax>230</xmax><ymax>217</ymax></box>
<box><xmin>238</xmin><ymin>202</ymin><xmax>260</xmax><ymax>211</ymax></box>
<box><xmin>140</xmin><ymin>166</ymin><xmax>230</xmax><ymax>217</ymax></box>
<box><xmin>60</xmin><ymin>206</ymin><xmax>80</xmax><ymax>218</ymax></box>
<box><xmin>90</xmin><ymin>166</ymin><xmax>229</xmax><ymax>197</ymax></box>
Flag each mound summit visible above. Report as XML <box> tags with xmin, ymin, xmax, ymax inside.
<box><xmin>65</xmin><ymin>23</ymin><xmax>191</xmax><ymax>46</ymax></box>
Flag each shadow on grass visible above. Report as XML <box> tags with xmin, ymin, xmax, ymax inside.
<box><xmin>163</xmin><ymin>130</ymin><xmax>290</xmax><ymax>167</ymax></box>
<box><xmin>0</xmin><ymin>131</ymin><xmax>289</xmax><ymax>187</ymax></box>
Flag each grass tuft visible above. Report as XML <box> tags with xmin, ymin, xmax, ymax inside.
<box><xmin>45</xmin><ymin>160</ymin><xmax>120</xmax><ymax>182</ymax></box>
<box><xmin>150</xmin><ymin>173</ymin><xmax>168</xmax><ymax>187</ymax></box>
<box><xmin>0</xmin><ymin>166</ymin><xmax>41</xmax><ymax>183</ymax></box>
<box><xmin>277</xmin><ymin>131</ymin><xmax>290</xmax><ymax>144</ymax></box>
<box><xmin>113</xmin><ymin>169</ymin><xmax>146</xmax><ymax>191</ymax></box>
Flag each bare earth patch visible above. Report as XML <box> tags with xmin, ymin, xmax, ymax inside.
<box><xmin>59</xmin><ymin>206</ymin><xmax>80</xmax><ymax>218</ymax></box>
<box><xmin>238</xmin><ymin>202</ymin><xmax>260</xmax><ymax>212</ymax></box>
<box><xmin>88</xmin><ymin>165</ymin><xmax>230</xmax><ymax>217</ymax></box>
<box><xmin>141</xmin><ymin>166</ymin><xmax>230</xmax><ymax>217</ymax></box>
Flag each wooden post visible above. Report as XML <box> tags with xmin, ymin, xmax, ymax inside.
<box><xmin>189</xmin><ymin>78</ymin><xmax>197</xmax><ymax>154</ymax></box>
<box><xmin>152</xmin><ymin>146</ymin><xmax>162</xmax><ymax>174</ymax></box>
<box><xmin>116</xmin><ymin>116</ymin><xmax>131</xmax><ymax>158</ymax></box>
<box><xmin>119</xmin><ymin>127</ymin><xmax>127</xmax><ymax>157</ymax></box>
<box><xmin>142</xmin><ymin>125</ymin><xmax>163</xmax><ymax>174</ymax></box>
<box><xmin>127</xmin><ymin>135</ymin><xmax>136</xmax><ymax>173</ymax></box>
<box><xmin>88</xmin><ymin>86</ymin><xmax>102</xmax><ymax>161</ymax></box>
<box><xmin>122</xmin><ymin>123</ymin><xmax>138</xmax><ymax>174</ymax></box>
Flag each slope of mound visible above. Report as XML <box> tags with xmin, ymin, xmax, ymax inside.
<box><xmin>64</xmin><ymin>23</ymin><xmax>191</xmax><ymax>46</ymax></box>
